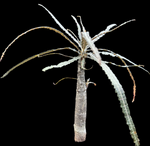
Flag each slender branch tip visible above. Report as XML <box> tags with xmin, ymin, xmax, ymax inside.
<box><xmin>132</xmin><ymin>97</ymin><xmax>135</xmax><ymax>103</ymax></box>
<box><xmin>38</xmin><ymin>4</ymin><xmax>42</xmax><ymax>7</ymax></box>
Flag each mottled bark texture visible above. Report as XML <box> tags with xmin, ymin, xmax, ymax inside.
<box><xmin>74</xmin><ymin>58</ymin><xmax>87</xmax><ymax>142</ymax></box>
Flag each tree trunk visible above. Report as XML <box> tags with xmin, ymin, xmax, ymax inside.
<box><xmin>74</xmin><ymin>58</ymin><xmax>87</xmax><ymax>142</ymax></box>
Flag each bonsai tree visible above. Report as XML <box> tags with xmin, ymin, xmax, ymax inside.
<box><xmin>1</xmin><ymin>4</ymin><xmax>149</xmax><ymax>146</ymax></box>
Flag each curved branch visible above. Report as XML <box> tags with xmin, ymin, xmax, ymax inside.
<box><xmin>88</xmin><ymin>50</ymin><xmax>136</xmax><ymax>102</ymax></box>
<box><xmin>104</xmin><ymin>61</ymin><xmax>144</xmax><ymax>68</ymax></box>
<box><xmin>0</xmin><ymin>26</ymin><xmax>80</xmax><ymax>62</ymax></box>
<box><xmin>99</xmin><ymin>48</ymin><xmax>150</xmax><ymax>102</ymax></box>
<box><xmin>92</xmin><ymin>19</ymin><xmax>135</xmax><ymax>43</ymax></box>
<box><xmin>53</xmin><ymin>77</ymin><xmax>77</xmax><ymax>85</ymax></box>
<box><xmin>99</xmin><ymin>49</ymin><xmax>150</xmax><ymax>74</ymax></box>
<box><xmin>39</xmin><ymin>52</ymin><xmax>74</xmax><ymax>58</ymax></box>
<box><xmin>38</xmin><ymin>4</ymin><xmax>81</xmax><ymax>48</ymax></box>
<box><xmin>1</xmin><ymin>47</ymin><xmax>70</xmax><ymax>78</ymax></box>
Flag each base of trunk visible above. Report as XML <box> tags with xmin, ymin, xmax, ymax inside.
<box><xmin>74</xmin><ymin>131</ymin><xmax>86</xmax><ymax>142</ymax></box>
<box><xmin>74</xmin><ymin>124</ymin><xmax>86</xmax><ymax>142</ymax></box>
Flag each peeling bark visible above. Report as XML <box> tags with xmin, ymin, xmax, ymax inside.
<box><xmin>74</xmin><ymin>58</ymin><xmax>87</xmax><ymax>142</ymax></box>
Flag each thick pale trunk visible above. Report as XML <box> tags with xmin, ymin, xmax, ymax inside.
<box><xmin>74</xmin><ymin>58</ymin><xmax>87</xmax><ymax>142</ymax></box>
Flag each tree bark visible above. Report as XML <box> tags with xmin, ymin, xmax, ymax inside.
<box><xmin>74</xmin><ymin>58</ymin><xmax>87</xmax><ymax>142</ymax></box>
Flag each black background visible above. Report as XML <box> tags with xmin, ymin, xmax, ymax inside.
<box><xmin>0</xmin><ymin>1</ymin><xmax>149</xmax><ymax>146</ymax></box>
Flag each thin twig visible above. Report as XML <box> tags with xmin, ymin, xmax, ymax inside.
<box><xmin>53</xmin><ymin>77</ymin><xmax>77</xmax><ymax>85</ymax></box>
<box><xmin>0</xmin><ymin>26</ymin><xmax>80</xmax><ymax>62</ymax></box>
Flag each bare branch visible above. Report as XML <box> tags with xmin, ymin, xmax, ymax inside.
<box><xmin>39</xmin><ymin>52</ymin><xmax>74</xmax><ymax>58</ymax></box>
<box><xmin>38</xmin><ymin>4</ymin><xmax>81</xmax><ymax>48</ymax></box>
<box><xmin>104</xmin><ymin>61</ymin><xmax>144</xmax><ymax>68</ymax></box>
<box><xmin>107</xmin><ymin>19</ymin><xmax>136</xmax><ymax>33</ymax></box>
<box><xmin>1</xmin><ymin>47</ymin><xmax>70</xmax><ymax>78</ymax></box>
<box><xmin>92</xmin><ymin>24</ymin><xmax>117</xmax><ymax>42</ymax></box>
<box><xmin>99</xmin><ymin>48</ymin><xmax>150</xmax><ymax>102</ymax></box>
<box><xmin>0</xmin><ymin>26</ymin><xmax>80</xmax><ymax>62</ymax></box>
<box><xmin>86</xmin><ymin>78</ymin><xmax>96</xmax><ymax>88</ymax></box>
<box><xmin>99</xmin><ymin>49</ymin><xmax>150</xmax><ymax>74</ymax></box>
<box><xmin>88</xmin><ymin>50</ymin><xmax>136</xmax><ymax>102</ymax></box>
<box><xmin>53</xmin><ymin>77</ymin><xmax>77</xmax><ymax>85</ymax></box>
<box><xmin>92</xmin><ymin>19</ymin><xmax>135</xmax><ymax>43</ymax></box>
<box><xmin>67</xmin><ymin>29</ymin><xmax>80</xmax><ymax>42</ymax></box>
